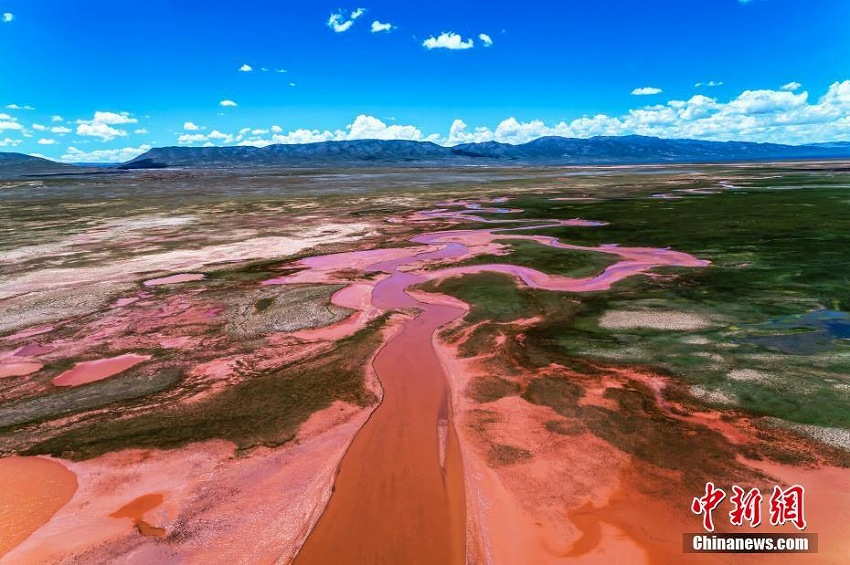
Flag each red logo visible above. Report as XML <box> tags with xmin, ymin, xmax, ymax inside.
<box><xmin>692</xmin><ymin>483</ymin><xmax>807</xmax><ymax>531</ymax></box>
<box><xmin>691</xmin><ymin>482</ymin><xmax>726</xmax><ymax>532</ymax></box>
<box><xmin>769</xmin><ymin>485</ymin><xmax>807</xmax><ymax>530</ymax></box>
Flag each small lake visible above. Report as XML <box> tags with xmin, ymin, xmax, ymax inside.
<box><xmin>739</xmin><ymin>309</ymin><xmax>850</xmax><ymax>354</ymax></box>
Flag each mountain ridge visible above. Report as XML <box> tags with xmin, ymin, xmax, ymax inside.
<box><xmin>4</xmin><ymin>135</ymin><xmax>850</xmax><ymax>176</ymax></box>
<box><xmin>117</xmin><ymin>135</ymin><xmax>850</xmax><ymax>169</ymax></box>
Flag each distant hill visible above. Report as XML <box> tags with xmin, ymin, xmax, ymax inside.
<box><xmin>118</xmin><ymin>136</ymin><xmax>850</xmax><ymax>169</ymax></box>
<box><xmin>5</xmin><ymin>136</ymin><xmax>850</xmax><ymax>179</ymax></box>
<box><xmin>0</xmin><ymin>152</ymin><xmax>83</xmax><ymax>178</ymax></box>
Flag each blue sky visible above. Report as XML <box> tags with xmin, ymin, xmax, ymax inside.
<box><xmin>1</xmin><ymin>0</ymin><xmax>849</xmax><ymax>162</ymax></box>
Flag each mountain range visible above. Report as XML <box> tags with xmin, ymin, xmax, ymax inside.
<box><xmin>3</xmin><ymin>136</ymin><xmax>850</xmax><ymax>177</ymax></box>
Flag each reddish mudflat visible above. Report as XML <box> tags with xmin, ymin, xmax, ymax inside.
<box><xmin>0</xmin><ymin>456</ymin><xmax>77</xmax><ymax>557</ymax></box>
<box><xmin>0</xmin><ymin>361</ymin><xmax>43</xmax><ymax>379</ymax></box>
<box><xmin>52</xmin><ymin>353</ymin><xmax>151</xmax><ymax>387</ymax></box>
<box><xmin>143</xmin><ymin>273</ymin><xmax>205</xmax><ymax>286</ymax></box>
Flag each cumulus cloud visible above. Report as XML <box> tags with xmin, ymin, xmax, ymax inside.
<box><xmin>134</xmin><ymin>128</ymin><xmax>149</xmax><ymax>134</ymax></box>
<box><xmin>60</xmin><ymin>145</ymin><xmax>152</xmax><ymax>164</ymax></box>
<box><xmin>51</xmin><ymin>126</ymin><xmax>71</xmax><ymax>134</ymax></box>
<box><xmin>695</xmin><ymin>81</ymin><xmax>723</xmax><ymax>88</ymax></box>
<box><xmin>172</xmin><ymin>80</ymin><xmax>850</xmax><ymax>149</ymax></box>
<box><xmin>631</xmin><ymin>87</ymin><xmax>663</xmax><ymax>96</ymax></box>
<box><xmin>6</xmin><ymin>104</ymin><xmax>34</xmax><ymax>110</ymax></box>
<box><xmin>442</xmin><ymin>80</ymin><xmax>850</xmax><ymax>145</ymax></box>
<box><xmin>201</xmin><ymin>115</ymin><xmax>435</xmax><ymax>148</ymax></box>
<box><xmin>76</xmin><ymin>122</ymin><xmax>126</xmax><ymax>141</ymax></box>
<box><xmin>82</xmin><ymin>111</ymin><xmax>137</xmax><ymax>125</ymax></box>
<box><xmin>371</xmin><ymin>20</ymin><xmax>393</xmax><ymax>33</ymax></box>
<box><xmin>31</xmin><ymin>123</ymin><xmax>48</xmax><ymax>131</ymax></box>
<box><xmin>479</xmin><ymin>33</ymin><xmax>493</xmax><ymax>47</ymax></box>
<box><xmin>37</xmin><ymin>138</ymin><xmax>56</xmax><ymax>145</ymax></box>
<box><xmin>2</xmin><ymin>13</ymin><xmax>12</xmax><ymax>23</ymax></box>
<box><xmin>239</xmin><ymin>64</ymin><xmax>253</xmax><ymax>72</ymax></box>
<box><xmin>328</xmin><ymin>8</ymin><xmax>365</xmax><ymax>33</ymax></box>
<box><xmin>183</xmin><ymin>121</ymin><xmax>203</xmax><ymax>131</ymax></box>
<box><xmin>74</xmin><ymin>111</ymin><xmax>137</xmax><ymax>141</ymax></box>
<box><xmin>0</xmin><ymin>117</ymin><xmax>23</xmax><ymax>131</ymax></box>
<box><xmin>51</xmin><ymin>115</ymin><xmax>64</xmax><ymax>122</ymax></box>
<box><xmin>423</xmin><ymin>31</ymin><xmax>475</xmax><ymax>50</ymax></box>
<box><xmin>781</xmin><ymin>81</ymin><xmax>802</xmax><ymax>91</ymax></box>
<box><xmin>178</xmin><ymin>130</ymin><xmax>234</xmax><ymax>145</ymax></box>
<box><xmin>0</xmin><ymin>137</ymin><xmax>21</xmax><ymax>147</ymax></box>
<box><xmin>219</xmin><ymin>100</ymin><xmax>237</xmax><ymax>107</ymax></box>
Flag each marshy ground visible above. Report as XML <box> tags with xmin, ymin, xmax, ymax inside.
<box><xmin>1</xmin><ymin>162</ymin><xmax>848</xmax><ymax>563</ymax></box>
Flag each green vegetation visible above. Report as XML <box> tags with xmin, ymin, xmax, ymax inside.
<box><xmin>466</xmin><ymin>375</ymin><xmax>520</xmax><ymax>403</ymax></box>
<box><xmin>424</xmin><ymin>171</ymin><xmax>850</xmax><ymax>432</ymax></box>
<box><xmin>25</xmin><ymin>321</ymin><xmax>384</xmax><ymax>460</ymax></box>
<box><xmin>441</xmin><ymin>238</ymin><xmax>618</xmax><ymax>279</ymax></box>
<box><xmin>419</xmin><ymin>272</ymin><xmax>579</xmax><ymax>324</ymax></box>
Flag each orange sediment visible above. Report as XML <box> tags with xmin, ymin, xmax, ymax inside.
<box><xmin>294</xmin><ymin>272</ymin><xmax>467</xmax><ymax>564</ymax></box>
<box><xmin>0</xmin><ymin>456</ymin><xmax>77</xmax><ymax>557</ymax></box>
<box><xmin>109</xmin><ymin>493</ymin><xmax>167</xmax><ymax>538</ymax></box>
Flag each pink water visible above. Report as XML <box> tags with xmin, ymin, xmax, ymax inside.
<box><xmin>52</xmin><ymin>353</ymin><xmax>151</xmax><ymax>387</ymax></box>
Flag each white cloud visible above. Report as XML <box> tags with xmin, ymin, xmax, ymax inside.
<box><xmin>51</xmin><ymin>115</ymin><xmax>64</xmax><ymax>122</ymax></box>
<box><xmin>134</xmin><ymin>128</ymin><xmax>149</xmax><ymax>134</ymax></box>
<box><xmin>371</xmin><ymin>20</ymin><xmax>393</xmax><ymax>33</ymax></box>
<box><xmin>51</xmin><ymin>126</ymin><xmax>71</xmax><ymax>134</ymax></box>
<box><xmin>171</xmin><ymin>80</ymin><xmax>850</xmax><ymax>150</ymax></box>
<box><xmin>183</xmin><ymin>121</ymin><xmax>203</xmax><ymax>131</ymax></box>
<box><xmin>781</xmin><ymin>81</ymin><xmax>802</xmax><ymax>91</ymax></box>
<box><xmin>60</xmin><ymin>145</ymin><xmax>152</xmax><ymax>164</ymax></box>
<box><xmin>695</xmin><ymin>81</ymin><xmax>723</xmax><ymax>88</ymax></box>
<box><xmin>177</xmin><ymin>133</ymin><xmax>207</xmax><ymax>144</ymax></box>
<box><xmin>77</xmin><ymin>111</ymin><xmax>137</xmax><ymax>125</ymax></box>
<box><xmin>219</xmin><ymin>100</ymin><xmax>237</xmax><ymax>107</ymax></box>
<box><xmin>289</xmin><ymin>82</ymin><xmax>296</xmax><ymax>87</ymax></box>
<box><xmin>0</xmin><ymin>119</ymin><xmax>23</xmax><ymax>131</ymax></box>
<box><xmin>479</xmin><ymin>33</ymin><xmax>493</xmax><ymax>47</ymax></box>
<box><xmin>76</xmin><ymin>122</ymin><xmax>127</xmax><ymax>141</ymax></box>
<box><xmin>0</xmin><ymin>113</ymin><xmax>11</xmax><ymax>120</ymax></box>
<box><xmin>632</xmin><ymin>87</ymin><xmax>663</xmax><ymax>96</ymax></box>
<box><xmin>37</xmin><ymin>138</ymin><xmax>57</xmax><ymax>145</ymax></box>
<box><xmin>423</xmin><ymin>32</ymin><xmax>475</xmax><ymax>50</ymax></box>
<box><xmin>347</xmin><ymin>114</ymin><xmax>427</xmax><ymax>140</ymax></box>
<box><xmin>2</xmin><ymin>12</ymin><xmax>12</xmax><ymax>23</ymax></box>
<box><xmin>31</xmin><ymin>123</ymin><xmax>48</xmax><ymax>131</ymax></box>
<box><xmin>73</xmin><ymin>111</ymin><xmax>136</xmax><ymax>140</ymax></box>
<box><xmin>178</xmin><ymin>130</ymin><xmax>234</xmax><ymax>145</ymax></box>
<box><xmin>328</xmin><ymin>8</ymin><xmax>365</xmax><ymax>33</ymax></box>
<box><xmin>239</xmin><ymin>64</ymin><xmax>253</xmax><ymax>72</ymax></box>
<box><xmin>229</xmin><ymin>115</ymin><xmax>434</xmax><ymax>147</ymax></box>
<box><xmin>440</xmin><ymin>80</ymin><xmax>850</xmax><ymax>145</ymax></box>
<box><xmin>0</xmin><ymin>137</ymin><xmax>21</xmax><ymax>147</ymax></box>
<box><xmin>6</xmin><ymin>104</ymin><xmax>34</xmax><ymax>110</ymax></box>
